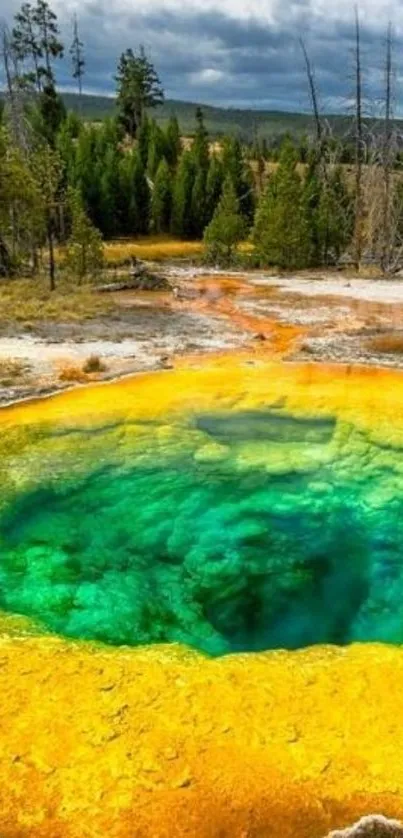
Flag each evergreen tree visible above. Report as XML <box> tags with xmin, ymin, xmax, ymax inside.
<box><xmin>131</xmin><ymin>152</ymin><xmax>150</xmax><ymax>234</ymax></box>
<box><xmin>74</xmin><ymin>124</ymin><xmax>99</xmax><ymax>218</ymax></box>
<box><xmin>98</xmin><ymin>144</ymin><xmax>123</xmax><ymax>237</ymax></box>
<box><xmin>11</xmin><ymin>2</ymin><xmax>43</xmax><ymax>91</ymax></box>
<box><xmin>36</xmin><ymin>82</ymin><xmax>66</xmax><ymax>145</ymax></box>
<box><xmin>70</xmin><ymin>14</ymin><xmax>85</xmax><ymax>103</ymax></box>
<box><xmin>204</xmin><ymin>176</ymin><xmax>245</xmax><ymax>265</ymax></box>
<box><xmin>0</xmin><ymin>127</ymin><xmax>43</xmax><ymax>274</ymax></box>
<box><xmin>151</xmin><ymin>158</ymin><xmax>172</xmax><ymax>233</ymax></box>
<box><xmin>56</xmin><ymin>119</ymin><xmax>77</xmax><ymax>187</ymax></box>
<box><xmin>253</xmin><ymin>139</ymin><xmax>308</xmax><ymax>269</ymax></box>
<box><xmin>206</xmin><ymin>154</ymin><xmax>224</xmax><ymax>222</ymax></box>
<box><xmin>115</xmin><ymin>46</ymin><xmax>164</xmax><ymax>138</ymax></box>
<box><xmin>190</xmin><ymin>107</ymin><xmax>210</xmax><ymax>236</ymax></box>
<box><xmin>32</xmin><ymin>0</ymin><xmax>63</xmax><ymax>84</ymax></box>
<box><xmin>192</xmin><ymin>107</ymin><xmax>209</xmax><ymax>171</ymax></box>
<box><xmin>301</xmin><ymin>154</ymin><xmax>322</xmax><ymax>266</ymax></box>
<box><xmin>191</xmin><ymin>168</ymin><xmax>209</xmax><ymax>238</ymax></box>
<box><xmin>165</xmin><ymin>115</ymin><xmax>181</xmax><ymax>169</ymax></box>
<box><xmin>65</xmin><ymin>187</ymin><xmax>103</xmax><ymax>280</ymax></box>
<box><xmin>171</xmin><ymin>151</ymin><xmax>195</xmax><ymax>238</ymax></box>
<box><xmin>30</xmin><ymin>143</ymin><xmax>64</xmax><ymax>289</ymax></box>
<box><xmin>117</xmin><ymin>152</ymin><xmax>136</xmax><ymax>235</ymax></box>
<box><xmin>146</xmin><ymin>120</ymin><xmax>166</xmax><ymax>180</ymax></box>
<box><xmin>315</xmin><ymin>166</ymin><xmax>353</xmax><ymax>264</ymax></box>
<box><xmin>137</xmin><ymin>114</ymin><xmax>150</xmax><ymax>167</ymax></box>
<box><xmin>222</xmin><ymin>136</ymin><xmax>255</xmax><ymax>225</ymax></box>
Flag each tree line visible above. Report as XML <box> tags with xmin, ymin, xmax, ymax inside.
<box><xmin>1</xmin><ymin>0</ymin><xmax>403</xmax><ymax>285</ymax></box>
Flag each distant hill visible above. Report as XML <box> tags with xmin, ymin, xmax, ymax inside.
<box><xmin>3</xmin><ymin>91</ymin><xmax>401</xmax><ymax>142</ymax></box>
<box><xmin>61</xmin><ymin>92</ymin><xmax>353</xmax><ymax>141</ymax></box>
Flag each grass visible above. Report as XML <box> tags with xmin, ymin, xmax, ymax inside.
<box><xmin>366</xmin><ymin>334</ymin><xmax>403</xmax><ymax>354</ymax></box>
<box><xmin>103</xmin><ymin>237</ymin><xmax>204</xmax><ymax>265</ymax></box>
<box><xmin>0</xmin><ymin>278</ymin><xmax>115</xmax><ymax>326</ymax></box>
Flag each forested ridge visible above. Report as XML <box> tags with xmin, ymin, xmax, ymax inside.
<box><xmin>1</xmin><ymin>1</ymin><xmax>403</xmax><ymax>287</ymax></box>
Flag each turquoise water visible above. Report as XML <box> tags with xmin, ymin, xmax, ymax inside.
<box><xmin>0</xmin><ymin>408</ymin><xmax>402</xmax><ymax>655</ymax></box>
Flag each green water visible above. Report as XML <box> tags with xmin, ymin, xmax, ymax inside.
<box><xmin>0</xmin><ymin>408</ymin><xmax>402</xmax><ymax>655</ymax></box>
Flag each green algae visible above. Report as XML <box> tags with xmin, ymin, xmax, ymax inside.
<box><xmin>0</xmin><ymin>405</ymin><xmax>402</xmax><ymax>656</ymax></box>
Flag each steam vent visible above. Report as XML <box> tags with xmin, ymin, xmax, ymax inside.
<box><xmin>1</xmin><ymin>358</ymin><xmax>403</xmax><ymax>836</ymax></box>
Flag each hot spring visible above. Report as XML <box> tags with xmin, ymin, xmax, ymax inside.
<box><xmin>0</xmin><ymin>361</ymin><xmax>402</xmax><ymax>656</ymax></box>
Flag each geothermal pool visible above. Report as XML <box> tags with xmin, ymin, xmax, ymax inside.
<box><xmin>0</xmin><ymin>359</ymin><xmax>402</xmax><ymax>656</ymax></box>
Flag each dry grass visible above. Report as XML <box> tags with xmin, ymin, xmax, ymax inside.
<box><xmin>58</xmin><ymin>364</ymin><xmax>89</xmax><ymax>383</ymax></box>
<box><xmin>0</xmin><ymin>358</ymin><xmax>29</xmax><ymax>386</ymax></box>
<box><xmin>366</xmin><ymin>333</ymin><xmax>403</xmax><ymax>354</ymax></box>
<box><xmin>103</xmin><ymin>237</ymin><xmax>204</xmax><ymax>265</ymax></box>
<box><xmin>0</xmin><ymin>278</ymin><xmax>115</xmax><ymax>326</ymax></box>
<box><xmin>58</xmin><ymin>355</ymin><xmax>108</xmax><ymax>383</ymax></box>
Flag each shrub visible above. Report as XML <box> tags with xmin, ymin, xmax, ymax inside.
<box><xmin>82</xmin><ymin>355</ymin><xmax>107</xmax><ymax>373</ymax></box>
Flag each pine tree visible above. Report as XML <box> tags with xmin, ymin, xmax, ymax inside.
<box><xmin>131</xmin><ymin>152</ymin><xmax>150</xmax><ymax>234</ymax></box>
<box><xmin>191</xmin><ymin>169</ymin><xmax>208</xmax><ymax>238</ymax></box>
<box><xmin>0</xmin><ymin>127</ymin><xmax>43</xmax><ymax>274</ymax></box>
<box><xmin>36</xmin><ymin>82</ymin><xmax>66</xmax><ymax>145</ymax></box>
<box><xmin>146</xmin><ymin>120</ymin><xmax>166</xmax><ymax>180</ymax></box>
<box><xmin>222</xmin><ymin>136</ymin><xmax>255</xmax><ymax>225</ymax></box>
<box><xmin>65</xmin><ymin>187</ymin><xmax>103</xmax><ymax>280</ymax></box>
<box><xmin>204</xmin><ymin>176</ymin><xmax>245</xmax><ymax>265</ymax></box>
<box><xmin>11</xmin><ymin>2</ymin><xmax>43</xmax><ymax>91</ymax></box>
<box><xmin>12</xmin><ymin>0</ymin><xmax>64</xmax><ymax>91</ymax></box>
<box><xmin>70</xmin><ymin>14</ymin><xmax>85</xmax><ymax>103</ymax></box>
<box><xmin>190</xmin><ymin>107</ymin><xmax>209</xmax><ymax>236</ymax></box>
<box><xmin>206</xmin><ymin>154</ymin><xmax>224</xmax><ymax>223</ymax></box>
<box><xmin>117</xmin><ymin>152</ymin><xmax>135</xmax><ymax>235</ymax></box>
<box><xmin>315</xmin><ymin>166</ymin><xmax>352</xmax><ymax>264</ymax></box>
<box><xmin>56</xmin><ymin>119</ymin><xmax>77</xmax><ymax>187</ymax></box>
<box><xmin>151</xmin><ymin>158</ymin><xmax>172</xmax><ymax>233</ymax></box>
<box><xmin>192</xmin><ymin>107</ymin><xmax>209</xmax><ymax>171</ymax></box>
<box><xmin>137</xmin><ymin>114</ymin><xmax>150</xmax><ymax>167</ymax></box>
<box><xmin>32</xmin><ymin>0</ymin><xmax>63</xmax><ymax>85</ymax></box>
<box><xmin>30</xmin><ymin>143</ymin><xmax>64</xmax><ymax>289</ymax></box>
<box><xmin>74</xmin><ymin>125</ymin><xmax>99</xmax><ymax>221</ymax></box>
<box><xmin>253</xmin><ymin>139</ymin><xmax>308</xmax><ymax>269</ymax></box>
<box><xmin>98</xmin><ymin>144</ymin><xmax>123</xmax><ymax>237</ymax></box>
<box><xmin>171</xmin><ymin>151</ymin><xmax>195</xmax><ymax>238</ymax></box>
<box><xmin>115</xmin><ymin>46</ymin><xmax>164</xmax><ymax>138</ymax></box>
<box><xmin>165</xmin><ymin>115</ymin><xmax>181</xmax><ymax>169</ymax></box>
<box><xmin>301</xmin><ymin>154</ymin><xmax>322</xmax><ymax>266</ymax></box>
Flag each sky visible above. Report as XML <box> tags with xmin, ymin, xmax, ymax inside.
<box><xmin>2</xmin><ymin>0</ymin><xmax>403</xmax><ymax>111</ymax></box>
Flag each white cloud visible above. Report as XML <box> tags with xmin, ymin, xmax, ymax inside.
<box><xmin>6</xmin><ymin>0</ymin><xmax>403</xmax><ymax>28</ymax></box>
<box><xmin>3</xmin><ymin>0</ymin><xmax>403</xmax><ymax>108</ymax></box>
<box><xmin>191</xmin><ymin>68</ymin><xmax>226</xmax><ymax>85</ymax></box>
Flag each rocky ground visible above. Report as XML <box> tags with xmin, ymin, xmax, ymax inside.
<box><xmin>0</xmin><ymin>264</ymin><xmax>402</xmax><ymax>404</ymax></box>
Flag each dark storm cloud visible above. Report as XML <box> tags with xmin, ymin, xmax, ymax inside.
<box><xmin>1</xmin><ymin>0</ymin><xmax>402</xmax><ymax>110</ymax></box>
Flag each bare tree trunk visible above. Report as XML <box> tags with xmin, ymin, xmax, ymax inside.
<box><xmin>1</xmin><ymin>24</ymin><xmax>31</xmax><ymax>153</ymax></box>
<box><xmin>381</xmin><ymin>22</ymin><xmax>393</xmax><ymax>272</ymax></box>
<box><xmin>300</xmin><ymin>38</ymin><xmax>322</xmax><ymax>147</ymax></box>
<box><xmin>47</xmin><ymin>214</ymin><xmax>56</xmax><ymax>291</ymax></box>
<box><xmin>1</xmin><ymin>26</ymin><xmax>14</xmax><ymax>100</ymax></box>
<box><xmin>0</xmin><ymin>234</ymin><xmax>13</xmax><ymax>277</ymax></box>
<box><xmin>353</xmin><ymin>5</ymin><xmax>364</xmax><ymax>270</ymax></box>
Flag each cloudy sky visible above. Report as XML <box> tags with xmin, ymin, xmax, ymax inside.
<box><xmin>2</xmin><ymin>0</ymin><xmax>403</xmax><ymax>111</ymax></box>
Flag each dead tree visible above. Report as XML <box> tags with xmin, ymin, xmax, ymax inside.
<box><xmin>381</xmin><ymin>22</ymin><xmax>394</xmax><ymax>272</ymax></box>
<box><xmin>353</xmin><ymin>5</ymin><xmax>364</xmax><ymax>270</ymax></box>
<box><xmin>0</xmin><ymin>23</ymin><xmax>30</xmax><ymax>153</ymax></box>
<box><xmin>300</xmin><ymin>38</ymin><xmax>323</xmax><ymax>148</ymax></box>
